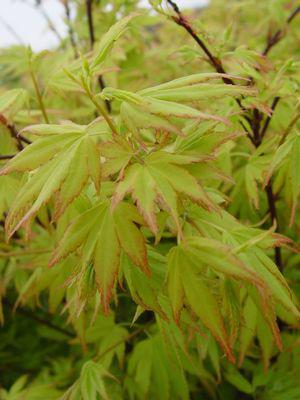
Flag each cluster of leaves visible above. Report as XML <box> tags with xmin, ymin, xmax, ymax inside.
<box><xmin>0</xmin><ymin>0</ymin><xmax>299</xmax><ymax>399</ymax></box>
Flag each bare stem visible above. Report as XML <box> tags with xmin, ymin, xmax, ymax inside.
<box><xmin>63</xmin><ymin>0</ymin><xmax>79</xmax><ymax>58</ymax></box>
<box><xmin>3</xmin><ymin>298</ymin><xmax>74</xmax><ymax>338</ymax></box>
<box><xmin>94</xmin><ymin>321</ymin><xmax>152</xmax><ymax>362</ymax></box>
<box><xmin>85</xmin><ymin>0</ymin><xmax>111</xmax><ymax>113</ymax></box>
<box><xmin>260</xmin><ymin>96</ymin><xmax>280</xmax><ymax>140</ymax></box>
<box><xmin>263</xmin><ymin>6</ymin><xmax>300</xmax><ymax>56</ymax></box>
<box><xmin>29</xmin><ymin>66</ymin><xmax>49</xmax><ymax>124</ymax></box>
<box><xmin>0</xmin><ymin>115</ymin><xmax>32</xmax><ymax>150</ymax></box>
<box><xmin>87</xmin><ymin>91</ymin><xmax>117</xmax><ymax>136</ymax></box>
<box><xmin>0</xmin><ymin>154</ymin><xmax>15</xmax><ymax>161</ymax></box>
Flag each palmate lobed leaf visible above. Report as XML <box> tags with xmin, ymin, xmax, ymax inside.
<box><xmin>166</xmin><ymin>234</ymin><xmax>299</xmax><ymax>361</ymax></box>
<box><xmin>0</xmin><ymin>131</ymin><xmax>83</xmax><ymax>175</ymax></box>
<box><xmin>112</xmin><ymin>151</ymin><xmax>215</xmax><ymax>235</ymax></box>
<box><xmin>1</xmin><ymin>126</ymin><xmax>101</xmax><ymax>238</ymax></box>
<box><xmin>167</xmin><ymin>245</ymin><xmax>235</xmax><ymax>362</ymax></box>
<box><xmin>101</xmin><ymin>138</ymin><xmax>134</xmax><ymax>177</ymax></box>
<box><xmin>127</xmin><ymin>334</ymin><xmax>188</xmax><ymax>400</ymax></box>
<box><xmin>1</xmin><ymin>1</ymin><xmax>300</xmax><ymax>396</ymax></box>
<box><xmin>50</xmin><ymin>201</ymin><xmax>149</xmax><ymax>313</ymax></box>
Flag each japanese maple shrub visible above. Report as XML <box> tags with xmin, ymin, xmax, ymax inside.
<box><xmin>0</xmin><ymin>0</ymin><xmax>299</xmax><ymax>399</ymax></box>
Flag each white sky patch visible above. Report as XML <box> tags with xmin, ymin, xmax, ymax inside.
<box><xmin>0</xmin><ymin>0</ymin><xmax>209</xmax><ymax>51</ymax></box>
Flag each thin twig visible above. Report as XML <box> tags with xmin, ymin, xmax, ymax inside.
<box><xmin>29</xmin><ymin>63</ymin><xmax>49</xmax><ymax>124</ymax></box>
<box><xmin>260</xmin><ymin>96</ymin><xmax>280</xmax><ymax>140</ymax></box>
<box><xmin>263</xmin><ymin>6</ymin><xmax>300</xmax><ymax>56</ymax></box>
<box><xmin>86</xmin><ymin>0</ymin><xmax>111</xmax><ymax>113</ymax></box>
<box><xmin>0</xmin><ymin>115</ymin><xmax>32</xmax><ymax>149</ymax></box>
<box><xmin>265</xmin><ymin>183</ymin><xmax>282</xmax><ymax>268</ymax></box>
<box><xmin>94</xmin><ymin>321</ymin><xmax>152</xmax><ymax>362</ymax></box>
<box><xmin>0</xmin><ymin>16</ymin><xmax>24</xmax><ymax>45</ymax></box>
<box><xmin>86</xmin><ymin>90</ymin><xmax>117</xmax><ymax>136</ymax></box>
<box><xmin>279</xmin><ymin>110</ymin><xmax>300</xmax><ymax>146</ymax></box>
<box><xmin>24</xmin><ymin>0</ymin><xmax>62</xmax><ymax>41</ymax></box>
<box><xmin>167</xmin><ymin>1</ymin><xmax>232</xmax><ymax>82</ymax></box>
<box><xmin>3</xmin><ymin>299</ymin><xmax>74</xmax><ymax>338</ymax></box>
<box><xmin>0</xmin><ymin>154</ymin><xmax>15</xmax><ymax>161</ymax></box>
<box><xmin>63</xmin><ymin>0</ymin><xmax>79</xmax><ymax>58</ymax></box>
<box><xmin>166</xmin><ymin>0</ymin><xmax>250</xmax><ymax>134</ymax></box>
<box><xmin>40</xmin><ymin>7</ymin><xmax>63</xmax><ymax>42</ymax></box>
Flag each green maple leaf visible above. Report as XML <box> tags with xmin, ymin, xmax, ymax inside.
<box><xmin>50</xmin><ymin>201</ymin><xmax>149</xmax><ymax>313</ymax></box>
<box><xmin>112</xmin><ymin>151</ymin><xmax>216</xmax><ymax>235</ymax></box>
<box><xmin>0</xmin><ymin>123</ymin><xmax>101</xmax><ymax>238</ymax></box>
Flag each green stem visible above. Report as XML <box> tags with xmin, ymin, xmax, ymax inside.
<box><xmin>87</xmin><ymin>91</ymin><xmax>118</xmax><ymax>136</ymax></box>
<box><xmin>29</xmin><ymin>64</ymin><xmax>49</xmax><ymax>124</ymax></box>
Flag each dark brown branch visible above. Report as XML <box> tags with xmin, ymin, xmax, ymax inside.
<box><xmin>260</xmin><ymin>96</ymin><xmax>280</xmax><ymax>140</ymax></box>
<box><xmin>94</xmin><ymin>321</ymin><xmax>153</xmax><ymax>362</ymax></box>
<box><xmin>0</xmin><ymin>154</ymin><xmax>15</xmax><ymax>160</ymax></box>
<box><xmin>0</xmin><ymin>115</ymin><xmax>32</xmax><ymax>150</ymax></box>
<box><xmin>167</xmin><ymin>0</ymin><xmax>233</xmax><ymax>83</ymax></box>
<box><xmin>167</xmin><ymin>0</ymin><xmax>251</xmax><ymax>142</ymax></box>
<box><xmin>86</xmin><ymin>0</ymin><xmax>111</xmax><ymax>113</ymax></box>
<box><xmin>63</xmin><ymin>0</ymin><xmax>79</xmax><ymax>58</ymax></box>
<box><xmin>86</xmin><ymin>0</ymin><xmax>96</xmax><ymax>47</ymax></box>
<box><xmin>263</xmin><ymin>6</ymin><xmax>300</xmax><ymax>56</ymax></box>
<box><xmin>7</xmin><ymin>123</ymin><xmax>33</xmax><ymax>149</ymax></box>
<box><xmin>265</xmin><ymin>183</ymin><xmax>283</xmax><ymax>269</ymax></box>
<box><xmin>3</xmin><ymin>299</ymin><xmax>75</xmax><ymax>338</ymax></box>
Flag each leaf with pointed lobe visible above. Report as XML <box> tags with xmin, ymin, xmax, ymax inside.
<box><xmin>91</xmin><ymin>13</ymin><xmax>139</xmax><ymax>69</ymax></box>
<box><xmin>166</xmin><ymin>247</ymin><xmax>185</xmax><ymax>323</ymax></box>
<box><xmin>120</xmin><ymin>102</ymin><xmax>183</xmax><ymax>136</ymax></box>
<box><xmin>3</xmin><ymin>128</ymin><xmax>101</xmax><ymax>236</ymax></box>
<box><xmin>145</xmin><ymin>97</ymin><xmax>228</xmax><ymax>124</ymax></box>
<box><xmin>0</xmin><ymin>88</ymin><xmax>28</xmax><ymax>118</ymax></box>
<box><xmin>101</xmin><ymin>138</ymin><xmax>133</xmax><ymax>177</ymax></box>
<box><xmin>54</xmin><ymin>137</ymin><xmax>100</xmax><ymax>219</ymax></box>
<box><xmin>103</xmin><ymin>87</ymin><xmax>228</xmax><ymax>125</ymax></box>
<box><xmin>173</xmin><ymin>245</ymin><xmax>234</xmax><ymax>362</ymax></box>
<box><xmin>5</xmin><ymin>142</ymin><xmax>81</xmax><ymax>237</ymax></box>
<box><xmin>122</xmin><ymin>255</ymin><xmax>165</xmax><ymax>317</ymax></box>
<box><xmin>138</xmin><ymin>72</ymin><xmax>249</xmax><ymax>94</ymax></box>
<box><xmin>112</xmin><ymin>151</ymin><xmax>215</xmax><ymax>235</ymax></box>
<box><xmin>242</xmin><ymin>250</ymin><xmax>299</xmax><ymax>319</ymax></box>
<box><xmin>21</xmin><ymin>123</ymin><xmax>85</xmax><ymax>136</ymax></box>
<box><xmin>224</xmin><ymin>365</ymin><xmax>253</xmax><ymax>394</ymax></box>
<box><xmin>114</xmin><ymin>202</ymin><xmax>149</xmax><ymax>275</ymax></box>
<box><xmin>94</xmin><ymin>207</ymin><xmax>121</xmax><ymax>314</ymax></box>
<box><xmin>50</xmin><ymin>201</ymin><xmax>148</xmax><ymax>312</ymax></box>
<box><xmin>139</xmin><ymin>83</ymin><xmax>256</xmax><ymax>102</ymax></box>
<box><xmin>238</xmin><ymin>296</ymin><xmax>257</xmax><ymax>366</ymax></box>
<box><xmin>186</xmin><ymin>237</ymin><xmax>265</xmax><ymax>288</ymax></box>
<box><xmin>0</xmin><ymin>132</ymin><xmax>82</xmax><ymax>175</ymax></box>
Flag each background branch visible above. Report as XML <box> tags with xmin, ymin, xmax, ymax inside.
<box><xmin>263</xmin><ymin>6</ymin><xmax>300</xmax><ymax>56</ymax></box>
<box><xmin>164</xmin><ymin>0</ymin><xmax>300</xmax><ymax>271</ymax></box>
<box><xmin>86</xmin><ymin>0</ymin><xmax>111</xmax><ymax>113</ymax></box>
